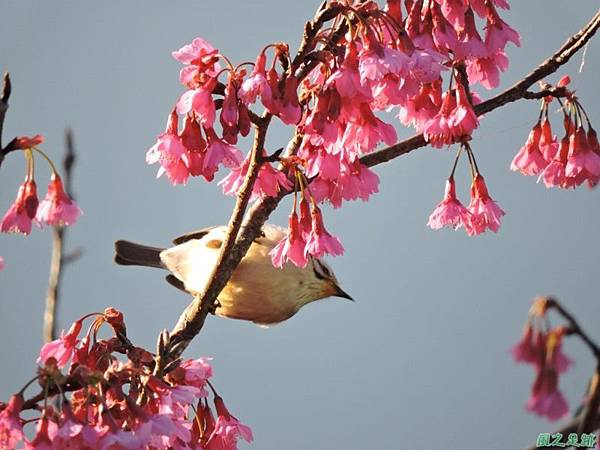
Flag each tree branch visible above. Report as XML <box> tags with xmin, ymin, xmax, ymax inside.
<box><xmin>360</xmin><ymin>8</ymin><xmax>600</xmax><ymax>169</ymax></box>
<box><xmin>0</xmin><ymin>73</ymin><xmax>11</xmax><ymax>166</ymax></box>
<box><xmin>43</xmin><ymin>130</ymin><xmax>79</xmax><ymax>343</ymax></box>
<box><xmin>155</xmin><ymin>114</ymin><xmax>273</xmax><ymax>375</ymax></box>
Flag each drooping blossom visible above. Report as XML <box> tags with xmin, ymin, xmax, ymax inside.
<box><xmin>146</xmin><ymin>110</ymin><xmax>190</xmax><ymax>185</ymax></box>
<box><xmin>14</xmin><ymin>134</ymin><xmax>44</xmax><ymax>149</ymax></box>
<box><xmin>539</xmin><ymin>136</ymin><xmax>570</xmax><ymax>189</ymax></box>
<box><xmin>203</xmin><ymin>128</ymin><xmax>243</xmax><ymax>181</ymax></box>
<box><xmin>219</xmin><ymin>151</ymin><xmax>292</xmax><ymax>201</ymax></box>
<box><xmin>424</xmin><ymin>83</ymin><xmax>478</xmax><ymax>148</ymax></box>
<box><xmin>526</xmin><ymin>367</ymin><xmax>569</xmax><ymax>421</ymax></box>
<box><xmin>270</xmin><ymin>211</ymin><xmax>309</xmax><ymax>269</ymax></box>
<box><xmin>0</xmin><ymin>179</ymin><xmax>39</xmax><ymax>235</ymax></box>
<box><xmin>0</xmin><ymin>394</ymin><xmax>24</xmax><ymax>449</ymax></box>
<box><xmin>206</xmin><ymin>396</ymin><xmax>253</xmax><ymax>450</ymax></box>
<box><xmin>173</xmin><ymin>37</ymin><xmax>220</xmax><ymax>88</ymax></box>
<box><xmin>510</xmin><ymin>323</ymin><xmax>545</xmax><ymax>366</ymax></box>
<box><xmin>176</xmin><ymin>81</ymin><xmax>217</xmax><ymax>128</ymax></box>
<box><xmin>465</xmin><ymin>51</ymin><xmax>509</xmax><ymax>89</ymax></box>
<box><xmin>525</xmin><ymin>328</ymin><xmax>572</xmax><ymax>421</ymax></box>
<box><xmin>179</xmin><ymin>357</ymin><xmax>214</xmax><ymax>391</ymax></box>
<box><xmin>37</xmin><ymin>318</ymin><xmax>83</xmax><ymax>368</ymax></box>
<box><xmin>565</xmin><ymin>127</ymin><xmax>600</xmax><ymax>186</ymax></box>
<box><xmin>0</xmin><ymin>256</ymin><xmax>4</xmax><ymax>271</ymax></box>
<box><xmin>22</xmin><ymin>416</ymin><xmax>56</xmax><ymax>450</ymax></box>
<box><xmin>484</xmin><ymin>2</ymin><xmax>521</xmax><ymax>54</ymax></box>
<box><xmin>239</xmin><ymin>52</ymin><xmax>273</xmax><ymax>107</ymax></box>
<box><xmin>510</xmin><ymin>123</ymin><xmax>548</xmax><ymax>176</ymax></box>
<box><xmin>466</xmin><ymin>174</ymin><xmax>505</xmax><ymax>235</ymax></box>
<box><xmin>35</xmin><ymin>174</ymin><xmax>82</xmax><ymax>227</ymax></box>
<box><xmin>427</xmin><ymin>177</ymin><xmax>471</xmax><ymax>230</ymax></box>
<box><xmin>305</xmin><ymin>207</ymin><xmax>344</xmax><ymax>258</ymax></box>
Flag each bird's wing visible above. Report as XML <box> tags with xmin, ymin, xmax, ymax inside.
<box><xmin>172</xmin><ymin>226</ymin><xmax>219</xmax><ymax>245</ymax></box>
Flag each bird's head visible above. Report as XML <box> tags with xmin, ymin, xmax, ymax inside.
<box><xmin>297</xmin><ymin>257</ymin><xmax>353</xmax><ymax>305</ymax></box>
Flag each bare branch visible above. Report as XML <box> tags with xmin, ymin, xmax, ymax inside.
<box><xmin>360</xmin><ymin>8</ymin><xmax>600</xmax><ymax>169</ymax></box>
<box><xmin>0</xmin><ymin>73</ymin><xmax>12</xmax><ymax>164</ymax></box>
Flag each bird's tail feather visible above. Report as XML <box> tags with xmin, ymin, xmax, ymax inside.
<box><xmin>114</xmin><ymin>240</ymin><xmax>164</xmax><ymax>269</ymax></box>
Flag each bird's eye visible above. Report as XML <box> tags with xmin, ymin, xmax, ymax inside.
<box><xmin>313</xmin><ymin>259</ymin><xmax>330</xmax><ymax>279</ymax></box>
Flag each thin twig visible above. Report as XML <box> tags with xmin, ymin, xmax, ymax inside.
<box><xmin>43</xmin><ymin>129</ymin><xmax>78</xmax><ymax>343</ymax></box>
<box><xmin>360</xmin><ymin>8</ymin><xmax>600</xmax><ymax>168</ymax></box>
<box><xmin>0</xmin><ymin>73</ymin><xmax>12</xmax><ymax>166</ymax></box>
<box><xmin>578</xmin><ymin>364</ymin><xmax>600</xmax><ymax>435</ymax></box>
<box><xmin>546</xmin><ymin>297</ymin><xmax>600</xmax><ymax>358</ymax></box>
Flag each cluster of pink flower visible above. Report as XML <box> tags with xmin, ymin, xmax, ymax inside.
<box><xmin>0</xmin><ymin>309</ymin><xmax>252</xmax><ymax>450</ymax></box>
<box><xmin>511</xmin><ymin>298</ymin><xmax>573</xmax><ymax>422</ymax></box>
<box><xmin>511</xmin><ymin>77</ymin><xmax>600</xmax><ymax>189</ymax></box>
<box><xmin>427</xmin><ymin>142</ymin><xmax>505</xmax><ymax>235</ymax></box>
<box><xmin>146</xmin><ymin>0</ymin><xmax>521</xmax><ymax>262</ymax></box>
<box><xmin>0</xmin><ymin>135</ymin><xmax>81</xmax><ymax>236</ymax></box>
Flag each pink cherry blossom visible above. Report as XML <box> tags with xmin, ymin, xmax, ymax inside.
<box><xmin>466</xmin><ymin>51</ymin><xmax>509</xmax><ymax>89</ymax></box>
<box><xmin>565</xmin><ymin>127</ymin><xmax>600</xmax><ymax>186</ymax></box>
<box><xmin>305</xmin><ymin>207</ymin><xmax>344</xmax><ymax>258</ymax></box>
<box><xmin>510</xmin><ymin>323</ymin><xmax>545</xmax><ymax>366</ymax></box>
<box><xmin>176</xmin><ymin>84</ymin><xmax>216</xmax><ymax>128</ymax></box>
<box><xmin>484</xmin><ymin>3</ymin><xmax>520</xmax><ymax>54</ymax></box>
<box><xmin>23</xmin><ymin>417</ymin><xmax>56</xmax><ymax>450</ymax></box>
<box><xmin>538</xmin><ymin>118</ymin><xmax>559</xmax><ymax>161</ymax></box>
<box><xmin>427</xmin><ymin>177</ymin><xmax>471</xmax><ymax>230</ymax></box>
<box><xmin>203</xmin><ymin>129</ymin><xmax>243</xmax><ymax>180</ymax></box>
<box><xmin>526</xmin><ymin>368</ymin><xmax>569</xmax><ymax>421</ymax></box>
<box><xmin>180</xmin><ymin>357</ymin><xmax>213</xmax><ymax>390</ymax></box>
<box><xmin>146</xmin><ymin>110</ymin><xmax>190</xmax><ymax>185</ymax></box>
<box><xmin>37</xmin><ymin>318</ymin><xmax>83</xmax><ymax>368</ymax></box>
<box><xmin>15</xmin><ymin>134</ymin><xmax>44</xmax><ymax>149</ymax></box>
<box><xmin>1</xmin><ymin>179</ymin><xmax>39</xmax><ymax>235</ymax></box>
<box><xmin>0</xmin><ymin>394</ymin><xmax>24</xmax><ymax>449</ymax></box>
<box><xmin>466</xmin><ymin>174</ymin><xmax>505</xmax><ymax>235</ymax></box>
<box><xmin>206</xmin><ymin>397</ymin><xmax>253</xmax><ymax>450</ymax></box>
<box><xmin>239</xmin><ymin>52</ymin><xmax>273</xmax><ymax>107</ymax></box>
<box><xmin>270</xmin><ymin>212</ymin><xmax>309</xmax><ymax>269</ymax></box>
<box><xmin>511</xmin><ymin>123</ymin><xmax>548</xmax><ymax>176</ymax></box>
<box><xmin>35</xmin><ymin>174</ymin><xmax>82</xmax><ymax>227</ymax></box>
<box><xmin>219</xmin><ymin>151</ymin><xmax>292</xmax><ymax>201</ymax></box>
<box><xmin>0</xmin><ymin>256</ymin><xmax>4</xmax><ymax>271</ymax></box>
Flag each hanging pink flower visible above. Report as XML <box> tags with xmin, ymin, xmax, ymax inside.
<box><xmin>510</xmin><ymin>123</ymin><xmax>548</xmax><ymax>176</ymax></box>
<box><xmin>305</xmin><ymin>207</ymin><xmax>344</xmax><ymax>258</ymax></box>
<box><xmin>206</xmin><ymin>397</ymin><xmax>253</xmax><ymax>450</ymax></box>
<box><xmin>270</xmin><ymin>212</ymin><xmax>309</xmax><ymax>269</ymax></box>
<box><xmin>37</xmin><ymin>318</ymin><xmax>83</xmax><ymax>368</ymax></box>
<box><xmin>427</xmin><ymin>177</ymin><xmax>471</xmax><ymax>230</ymax></box>
<box><xmin>0</xmin><ymin>394</ymin><xmax>24</xmax><ymax>449</ymax></box>
<box><xmin>1</xmin><ymin>179</ymin><xmax>39</xmax><ymax>235</ymax></box>
<box><xmin>466</xmin><ymin>174</ymin><xmax>505</xmax><ymax>235</ymax></box>
<box><xmin>36</xmin><ymin>174</ymin><xmax>82</xmax><ymax>227</ymax></box>
<box><xmin>146</xmin><ymin>110</ymin><xmax>190</xmax><ymax>185</ymax></box>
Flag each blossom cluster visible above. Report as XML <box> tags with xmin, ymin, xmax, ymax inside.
<box><xmin>427</xmin><ymin>142</ymin><xmax>505</xmax><ymax>235</ymax></box>
<box><xmin>0</xmin><ymin>309</ymin><xmax>252</xmax><ymax>450</ymax></box>
<box><xmin>511</xmin><ymin>298</ymin><xmax>573</xmax><ymax>422</ymax></box>
<box><xmin>145</xmin><ymin>0</ymin><xmax>523</xmax><ymax>264</ymax></box>
<box><xmin>0</xmin><ymin>135</ymin><xmax>81</xmax><ymax>236</ymax></box>
<box><xmin>511</xmin><ymin>77</ymin><xmax>600</xmax><ymax>189</ymax></box>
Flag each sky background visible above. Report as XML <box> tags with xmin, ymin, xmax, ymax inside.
<box><xmin>1</xmin><ymin>1</ymin><xmax>599</xmax><ymax>449</ymax></box>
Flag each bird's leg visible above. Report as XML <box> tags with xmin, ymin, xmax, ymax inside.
<box><xmin>208</xmin><ymin>299</ymin><xmax>221</xmax><ymax>315</ymax></box>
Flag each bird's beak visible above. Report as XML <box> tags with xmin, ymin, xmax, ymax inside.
<box><xmin>333</xmin><ymin>284</ymin><xmax>354</xmax><ymax>301</ymax></box>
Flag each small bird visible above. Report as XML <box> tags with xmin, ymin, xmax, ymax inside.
<box><xmin>114</xmin><ymin>224</ymin><xmax>352</xmax><ymax>325</ymax></box>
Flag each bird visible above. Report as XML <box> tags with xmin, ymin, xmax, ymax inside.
<box><xmin>113</xmin><ymin>224</ymin><xmax>352</xmax><ymax>326</ymax></box>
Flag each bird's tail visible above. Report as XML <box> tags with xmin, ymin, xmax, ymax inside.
<box><xmin>114</xmin><ymin>240</ymin><xmax>164</xmax><ymax>269</ymax></box>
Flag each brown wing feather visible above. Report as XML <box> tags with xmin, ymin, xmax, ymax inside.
<box><xmin>172</xmin><ymin>226</ymin><xmax>217</xmax><ymax>245</ymax></box>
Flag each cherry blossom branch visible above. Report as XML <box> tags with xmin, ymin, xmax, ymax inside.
<box><xmin>360</xmin><ymin>8</ymin><xmax>600</xmax><ymax>168</ymax></box>
<box><xmin>546</xmin><ymin>297</ymin><xmax>600</xmax><ymax>359</ymax></box>
<box><xmin>155</xmin><ymin>113</ymin><xmax>273</xmax><ymax>375</ymax></box>
<box><xmin>43</xmin><ymin>130</ymin><xmax>80</xmax><ymax>343</ymax></box>
<box><xmin>521</xmin><ymin>298</ymin><xmax>600</xmax><ymax>450</ymax></box>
